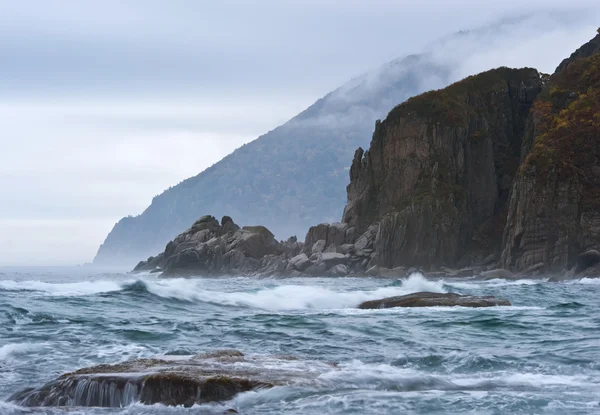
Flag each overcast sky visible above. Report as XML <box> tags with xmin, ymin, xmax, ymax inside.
<box><xmin>1</xmin><ymin>1</ymin><xmax>599</xmax><ymax>266</ymax></box>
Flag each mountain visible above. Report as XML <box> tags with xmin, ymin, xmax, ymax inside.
<box><xmin>94</xmin><ymin>51</ymin><xmax>451</xmax><ymax>266</ymax></box>
<box><xmin>94</xmin><ymin>15</ymin><xmax>593</xmax><ymax>266</ymax></box>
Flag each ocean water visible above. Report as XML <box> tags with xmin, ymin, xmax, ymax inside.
<box><xmin>1</xmin><ymin>267</ymin><xmax>599</xmax><ymax>414</ymax></box>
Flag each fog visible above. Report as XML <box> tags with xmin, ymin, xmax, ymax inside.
<box><xmin>1</xmin><ymin>1</ymin><xmax>599</xmax><ymax>265</ymax></box>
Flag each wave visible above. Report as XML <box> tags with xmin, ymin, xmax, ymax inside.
<box><xmin>131</xmin><ymin>273</ymin><xmax>446</xmax><ymax>311</ymax></box>
<box><xmin>572</xmin><ymin>277</ymin><xmax>600</xmax><ymax>285</ymax></box>
<box><xmin>318</xmin><ymin>360</ymin><xmax>595</xmax><ymax>391</ymax></box>
<box><xmin>0</xmin><ymin>343</ymin><xmax>46</xmax><ymax>361</ymax></box>
<box><xmin>0</xmin><ymin>279</ymin><xmax>123</xmax><ymax>296</ymax></box>
<box><xmin>0</xmin><ymin>273</ymin><xmax>454</xmax><ymax>311</ymax></box>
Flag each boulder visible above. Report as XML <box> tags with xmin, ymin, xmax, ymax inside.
<box><xmin>318</xmin><ymin>252</ymin><xmax>347</xmax><ymax>269</ymax></box>
<box><xmin>9</xmin><ymin>350</ymin><xmax>335</xmax><ymax>409</ymax></box>
<box><xmin>289</xmin><ymin>254</ymin><xmax>311</xmax><ymax>272</ymax></box>
<box><xmin>304</xmin><ymin>262</ymin><xmax>327</xmax><ymax>276</ymax></box>
<box><xmin>311</xmin><ymin>240</ymin><xmax>326</xmax><ymax>254</ymax></box>
<box><xmin>358</xmin><ymin>292</ymin><xmax>511</xmax><ymax>309</ymax></box>
<box><xmin>339</xmin><ymin>244</ymin><xmax>355</xmax><ymax>255</ymax></box>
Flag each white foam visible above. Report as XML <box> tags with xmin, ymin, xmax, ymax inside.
<box><xmin>0</xmin><ymin>279</ymin><xmax>123</xmax><ymax>296</ymax></box>
<box><xmin>0</xmin><ymin>342</ymin><xmax>45</xmax><ymax>361</ymax></box>
<box><xmin>143</xmin><ymin>273</ymin><xmax>446</xmax><ymax>311</ymax></box>
<box><xmin>444</xmin><ymin>278</ymin><xmax>547</xmax><ymax>290</ymax></box>
<box><xmin>573</xmin><ymin>277</ymin><xmax>600</xmax><ymax>285</ymax></box>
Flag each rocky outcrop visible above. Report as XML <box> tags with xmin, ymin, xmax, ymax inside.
<box><xmin>133</xmin><ymin>215</ymin><xmax>287</xmax><ymax>276</ymax></box>
<box><xmin>9</xmin><ymin>350</ymin><xmax>334</xmax><ymax>408</ymax></box>
<box><xmin>342</xmin><ymin>67</ymin><xmax>542</xmax><ymax>269</ymax></box>
<box><xmin>358</xmin><ymin>292</ymin><xmax>511</xmax><ymax>309</ymax></box>
<box><xmin>501</xmin><ymin>33</ymin><xmax>600</xmax><ymax>273</ymax></box>
<box><xmin>133</xmin><ymin>216</ymin><xmax>381</xmax><ymax>277</ymax></box>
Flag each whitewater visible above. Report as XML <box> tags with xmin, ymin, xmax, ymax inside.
<box><xmin>1</xmin><ymin>268</ymin><xmax>599</xmax><ymax>414</ymax></box>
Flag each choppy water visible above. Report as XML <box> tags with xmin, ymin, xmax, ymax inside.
<box><xmin>1</xmin><ymin>267</ymin><xmax>600</xmax><ymax>414</ymax></box>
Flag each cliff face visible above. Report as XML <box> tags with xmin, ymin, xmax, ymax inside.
<box><xmin>343</xmin><ymin>68</ymin><xmax>542</xmax><ymax>268</ymax></box>
<box><xmin>501</xmin><ymin>33</ymin><xmax>600</xmax><ymax>272</ymax></box>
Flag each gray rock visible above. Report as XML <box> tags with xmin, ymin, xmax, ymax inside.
<box><xmin>9</xmin><ymin>350</ymin><xmax>336</xmax><ymax>408</ymax></box>
<box><xmin>324</xmin><ymin>244</ymin><xmax>339</xmax><ymax>253</ymax></box>
<box><xmin>305</xmin><ymin>262</ymin><xmax>328</xmax><ymax>276</ymax></box>
<box><xmin>319</xmin><ymin>252</ymin><xmax>347</xmax><ymax>268</ymax></box>
<box><xmin>354</xmin><ymin>234</ymin><xmax>371</xmax><ymax>251</ymax></box>
<box><xmin>339</xmin><ymin>244</ymin><xmax>355</xmax><ymax>255</ymax></box>
<box><xmin>358</xmin><ymin>292</ymin><xmax>512</xmax><ymax>309</ymax></box>
<box><xmin>312</xmin><ymin>240</ymin><xmax>326</xmax><ymax>254</ymax></box>
<box><xmin>289</xmin><ymin>253</ymin><xmax>311</xmax><ymax>272</ymax></box>
<box><xmin>482</xmin><ymin>253</ymin><xmax>499</xmax><ymax>266</ymax></box>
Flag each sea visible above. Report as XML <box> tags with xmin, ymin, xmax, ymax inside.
<box><xmin>1</xmin><ymin>267</ymin><xmax>599</xmax><ymax>414</ymax></box>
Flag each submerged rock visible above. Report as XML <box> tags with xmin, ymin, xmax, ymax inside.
<box><xmin>358</xmin><ymin>292</ymin><xmax>511</xmax><ymax>309</ymax></box>
<box><xmin>9</xmin><ymin>350</ymin><xmax>334</xmax><ymax>408</ymax></box>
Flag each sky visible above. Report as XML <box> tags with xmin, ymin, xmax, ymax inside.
<box><xmin>1</xmin><ymin>1</ymin><xmax>599</xmax><ymax>266</ymax></box>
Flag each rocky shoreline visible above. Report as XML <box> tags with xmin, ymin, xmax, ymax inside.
<box><xmin>133</xmin><ymin>215</ymin><xmax>600</xmax><ymax>281</ymax></box>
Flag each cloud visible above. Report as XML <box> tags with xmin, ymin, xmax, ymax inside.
<box><xmin>1</xmin><ymin>1</ymin><xmax>599</xmax><ymax>265</ymax></box>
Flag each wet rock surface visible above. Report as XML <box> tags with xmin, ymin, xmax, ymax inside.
<box><xmin>9</xmin><ymin>350</ymin><xmax>334</xmax><ymax>408</ymax></box>
<box><xmin>358</xmin><ymin>292</ymin><xmax>511</xmax><ymax>309</ymax></box>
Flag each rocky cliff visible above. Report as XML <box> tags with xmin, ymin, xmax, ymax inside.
<box><xmin>342</xmin><ymin>67</ymin><xmax>542</xmax><ymax>269</ymax></box>
<box><xmin>501</xmin><ymin>32</ymin><xmax>600</xmax><ymax>272</ymax></box>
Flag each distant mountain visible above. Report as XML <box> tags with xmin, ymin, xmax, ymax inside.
<box><xmin>94</xmin><ymin>57</ymin><xmax>451</xmax><ymax>265</ymax></box>
<box><xmin>93</xmin><ymin>15</ymin><xmax>589</xmax><ymax>266</ymax></box>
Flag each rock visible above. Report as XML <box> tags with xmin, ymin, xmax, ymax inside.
<box><xmin>289</xmin><ymin>254</ymin><xmax>311</xmax><ymax>272</ymax></box>
<box><xmin>326</xmin><ymin>223</ymin><xmax>348</xmax><ymax>247</ymax></box>
<box><xmin>318</xmin><ymin>252</ymin><xmax>347</xmax><ymax>269</ymax></box>
<box><xmin>304</xmin><ymin>224</ymin><xmax>331</xmax><ymax>252</ymax></box>
<box><xmin>366</xmin><ymin>265</ymin><xmax>380</xmax><ymax>276</ymax></box>
<box><xmin>329</xmin><ymin>264</ymin><xmax>349</xmax><ymax>276</ymax></box>
<box><xmin>482</xmin><ymin>253</ymin><xmax>499</xmax><ymax>266</ymax></box>
<box><xmin>324</xmin><ymin>244</ymin><xmax>339</xmax><ymax>253</ymax></box>
<box><xmin>9</xmin><ymin>350</ymin><xmax>336</xmax><ymax>408</ymax></box>
<box><xmin>354</xmin><ymin>233</ymin><xmax>371</xmax><ymax>251</ymax></box>
<box><xmin>358</xmin><ymin>292</ymin><xmax>511</xmax><ymax>309</ymax></box>
<box><xmin>304</xmin><ymin>262</ymin><xmax>327</xmax><ymax>276</ymax></box>
<box><xmin>339</xmin><ymin>244</ymin><xmax>355</xmax><ymax>255</ymax></box>
<box><xmin>312</xmin><ymin>240</ymin><xmax>326</xmax><ymax>254</ymax></box>
<box><xmin>519</xmin><ymin>262</ymin><xmax>545</xmax><ymax>277</ymax></box>
<box><xmin>575</xmin><ymin>250</ymin><xmax>600</xmax><ymax>274</ymax></box>
<box><xmin>480</xmin><ymin>268</ymin><xmax>514</xmax><ymax>280</ymax></box>
<box><xmin>134</xmin><ymin>216</ymin><xmax>294</xmax><ymax>276</ymax></box>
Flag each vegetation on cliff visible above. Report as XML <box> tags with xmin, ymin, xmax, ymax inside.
<box><xmin>388</xmin><ymin>67</ymin><xmax>540</xmax><ymax>127</ymax></box>
<box><xmin>521</xmin><ymin>53</ymin><xmax>600</xmax><ymax>211</ymax></box>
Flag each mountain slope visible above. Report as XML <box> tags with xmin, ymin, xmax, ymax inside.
<box><xmin>94</xmin><ymin>54</ymin><xmax>451</xmax><ymax>265</ymax></box>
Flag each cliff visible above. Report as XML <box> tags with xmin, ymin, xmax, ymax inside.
<box><xmin>501</xmin><ymin>32</ymin><xmax>600</xmax><ymax>272</ymax></box>
<box><xmin>342</xmin><ymin>67</ymin><xmax>542</xmax><ymax>268</ymax></box>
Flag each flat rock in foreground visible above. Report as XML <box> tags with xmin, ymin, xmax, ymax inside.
<box><xmin>358</xmin><ymin>292</ymin><xmax>511</xmax><ymax>309</ymax></box>
<box><xmin>9</xmin><ymin>350</ymin><xmax>334</xmax><ymax>408</ymax></box>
